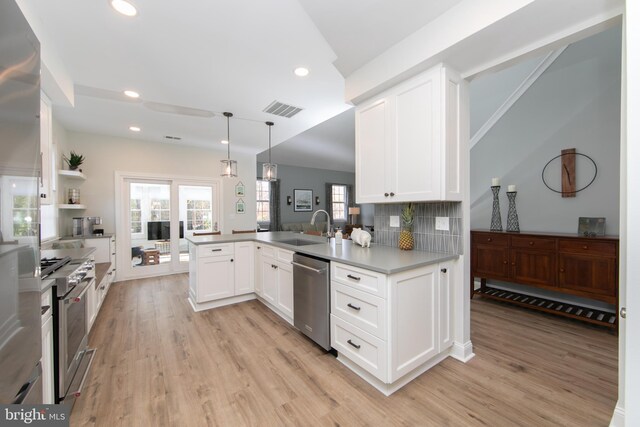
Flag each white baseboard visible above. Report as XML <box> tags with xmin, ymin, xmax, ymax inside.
<box><xmin>609</xmin><ymin>403</ymin><xmax>625</xmax><ymax>426</ymax></box>
<box><xmin>188</xmin><ymin>293</ymin><xmax>256</xmax><ymax>312</ymax></box>
<box><xmin>450</xmin><ymin>340</ymin><xmax>475</xmax><ymax>362</ymax></box>
<box><xmin>255</xmin><ymin>295</ymin><xmax>294</xmax><ymax>326</ymax></box>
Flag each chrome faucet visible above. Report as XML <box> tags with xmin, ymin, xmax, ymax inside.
<box><xmin>311</xmin><ymin>209</ymin><xmax>332</xmax><ymax>238</ymax></box>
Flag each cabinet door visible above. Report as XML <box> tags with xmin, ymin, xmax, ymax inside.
<box><xmin>391</xmin><ymin>68</ymin><xmax>441</xmax><ymax>202</ymax></box>
<box><xmin>442</xmin><ymin>67</ymin><xmax>463</xmax><ymax>201</ymax></box>
<box><xmin>261</xmin><ymin>258</ymin><xmax>278</xmax><ymax>304</ymax></box>
<box><xmin>438</xmin><ymin>261</ymin><xmax>454</xmax><ymax>351</ymax></box>
<box><xmin>355</xmin><ymin>98</ymin><xmax>390</xmax><ymax>203</ymax></box>
<box><xmin>276</xmin><ymin>260</ymin><xmax>294</xmax><ymax>319</ymax></box>
<box><xmin>196</xmin><ymin>256</ymin><xmax>235</xmax><ymax>302</ymax></box>
<box><xmin>390</xmin><ymin>264</ymin><xmax>438</xmax><ymax>382</ymax></box>
<box><xmin>39</xmin><ymin>95</ymin><xmax>52</xmax><ymax>205</ymax></box>
<box><xmin>471</xmin><ymin>233</ymin><xmax>510</xmax><ymax>280</ymax></box>
<box><xmin>558</xmin><ymin>254</ymin><xmax>617</xmax><ymax>300</ymax></box>
<box><xmin>234</xmin><ymin>242</ymin><xmax>254</xmax><ymax>295</ymax></box>
<box><xmin>254</xmin><ymin>245</ymin><xmax>263</xmax><ymax>296</ymax></box>
<box><xmin>510</xmin><ymin>248</ymin><xmax>556</xmax><ymax>287</ymax></box>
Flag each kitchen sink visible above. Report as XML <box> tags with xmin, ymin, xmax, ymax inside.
<box><xmin>275</xmin><ymin>238</ymin><xmax>322</xmax><ymax>247</ymax></box>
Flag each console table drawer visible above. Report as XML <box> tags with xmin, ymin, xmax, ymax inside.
<box><xmin>511</xmin><ymin>236</ymin><xmax>556</xmax><ymax>251</ymax></box>
<box><xmin>472</xmin><ymin>232</ymin><xmax>509</xmax><ymax>246</ymax></box>
<box><xmin>558</xmin><ymin>240</ymin><xmax>616</xmax><ymax>256</ymax></box>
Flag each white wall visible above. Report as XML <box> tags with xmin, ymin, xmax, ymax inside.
<box><xmin>56</xmin><ymin>130</ymin><xmax>256</xmax><ymax>236</ymax></box>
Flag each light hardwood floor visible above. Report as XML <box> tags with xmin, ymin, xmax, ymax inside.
<box><xmin>72</xmin><ymin>274</ymin><xmax>617</xmax><ymax>426</ymax></box>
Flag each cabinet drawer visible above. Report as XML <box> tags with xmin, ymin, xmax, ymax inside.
<box><xmin>259</xmin><ymin>245</ymin><xmax>276</xmax><ymax>259</ymax></box>
<box><xmin>558</xmin><ymin>239</ymin><xmax>616</xmax><ymax>256</ymax></box>
<box><xmin>332</xmin><ymin>283</ymin><xmax>387</xmax><ymax>340</ymax></box>
<box><xmin>332</xmin><ymin>262</ymin><xmax>386</xmax><ymax>298</ymax></box>
<box><xmin>472</xmin><ymin>232</ymin><xmax>509</xmax><ymax>247</ymax></box>
<box><xmin>510</xmin><ymin>236</ymin><xmax>555</xmax><ymax>251</ymax></box>
<box><xmin>331</xmin><ymin>315</ymin><xmax>387</xmax><ymax>382</ymax></box>
<box><xmin>277</xmin><ymin>248</ymin><xmax>294</xmax><ymax>263</ymax></box>
<box><xmin>198</xmin><ymin>243</ymin><xmax>234</xmax><ymax>258</ymax></box>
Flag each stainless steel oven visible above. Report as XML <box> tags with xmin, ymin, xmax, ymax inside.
<box><xmin>48</xmin><ymin>259</ymin><xmax>96</xmax><ymax>405</ymax></box>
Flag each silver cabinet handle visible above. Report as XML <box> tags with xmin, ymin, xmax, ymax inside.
<box><xmin>291</xmin><ymin>261</ymin><xmax>325</xmax><ymax>274</ymax></box>
<box><xmin>347</xmin><ymin>303</ymin><xmax>361</xmax><ymax>311</ymax></box>
<box><xmin>347</xmin><ymin>339</ymin><xmax>361</xmax><ymax>349</ymax></box>
<box><xmin>620</xmin><ymin>307</ymin><xmax>627</xmax><ymax>318</ymax></box>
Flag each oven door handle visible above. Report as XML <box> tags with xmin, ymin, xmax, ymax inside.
<box><xmin>64</xmin><ymin>279</ymin><xmax>93</xmax><ymax>303</ymax></box>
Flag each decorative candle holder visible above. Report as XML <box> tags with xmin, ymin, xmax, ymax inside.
<box><xmin>506</xmin><ymin>191</ymin><xmax>520</xmax><ymax>232</ymax></box>
<box><xmin>490</xmin><ymin>186</ymin><xmax>502</xmax><ymax>231</ymax></box>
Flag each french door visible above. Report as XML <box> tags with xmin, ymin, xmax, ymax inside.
<box><xmin>116</xmin><ymin>172</ymin><xmax>220</xmax><ymax>280</ymax></box>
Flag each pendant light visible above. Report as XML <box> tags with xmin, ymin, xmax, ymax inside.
<box><xmin>220</xmin><ymin>112</ymin><xmax>238</xmax><ymax>177</ymax></box>
<box><xmin>262</xmin><ymin>121</ymin><xmax>277</xmax><ymax>181</ymax></box>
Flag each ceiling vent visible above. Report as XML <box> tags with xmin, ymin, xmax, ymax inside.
<box><xmin>263</xmin><ymin>100</ymin><xmax>303</xmax><ymax>118</ymax></box>
<box><xmin>164</xmin><ymin>135</ymin><xmax>182</xmax><ymax>141</ymax></box>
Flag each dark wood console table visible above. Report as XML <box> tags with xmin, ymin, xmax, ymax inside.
<box><xmin>471</xmin><ymin>229</ymin><xmax>619</xmax><ymax>328</ymax></box>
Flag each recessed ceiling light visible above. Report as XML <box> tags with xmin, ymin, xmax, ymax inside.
<box><xmin>110</xmin><ymin>0</ymin><xmax>137</xmax><ymax>17</ymax></box>
<box><xmin>294</xmin><ymin>67</ymin><xmax>309</xmax><ymax>77</ymax></box>
<box><xmin>129</xmin><ymin>126</ymin><xmax>141</xmax><ymax>132</ymax></box>
<box><xmin>124</xmin><ymin>90</ymin><xmax>140</xmax><ymax>98</ymax></box>
<box><xmin>220</xmin><ymin>139</ymin><xmax>229</xmax><ymax>145</ymax></box>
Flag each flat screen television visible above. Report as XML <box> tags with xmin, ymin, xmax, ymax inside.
<box><xmin>147</xmin><ymin>221</ymin><xmax>184</xmax><ymax>240</ymax></box>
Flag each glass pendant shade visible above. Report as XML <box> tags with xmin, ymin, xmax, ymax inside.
<box><xmin>221</xmin><ymin>159</ymin><xmax>238</xmax><ymax>177</ymax></box>
<box><xmin>262</xmin><ymin>121</ymin><xmax>277</xmax><ymax>181</ymax></box>
<box><xmin>262</xmin><ymin>163</ymin><xmax>277</xmax><ymax>181</ymax></box>
<box><xmin>220</xmin><ymin>112</ymin><xmax>237</xmax><ymax>177</ymax></box>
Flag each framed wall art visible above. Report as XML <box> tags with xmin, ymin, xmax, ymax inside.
<box><xmin>293</xmin><ymin>189</ymin><xmax>313</xmax><ymax>212</ymax></box>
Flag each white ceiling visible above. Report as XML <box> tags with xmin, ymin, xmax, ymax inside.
<box><xmin>19</xmin><ymin>0</ymin><xmax>464</xmax><ymax>159</ymax></box>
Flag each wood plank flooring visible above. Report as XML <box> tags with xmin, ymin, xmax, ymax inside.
<box><xmin>71</xmin><ymin>274</ymin><xmax>617</xmax><ymax>426</ymax></box>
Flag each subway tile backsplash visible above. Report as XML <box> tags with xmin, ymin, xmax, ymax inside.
<box><xmin>373</xmin><ymin>202</ymin><xmax>463</xmax><ymax>254</ymax></box>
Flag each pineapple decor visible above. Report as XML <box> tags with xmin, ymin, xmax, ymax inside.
<box><xmin>399</xmin><ymin>203</ymin><xmax>415</xmax><ymax>250</ymax></box>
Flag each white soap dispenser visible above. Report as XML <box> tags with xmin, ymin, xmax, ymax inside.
<box><xmin>335</xmin><ymin>228</ymin><xmax>343</xmax><ymax>245</ymax></box>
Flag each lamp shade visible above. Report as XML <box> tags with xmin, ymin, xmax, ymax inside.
<box><xmin>262</xmin><ymin>163</ymin><xmax>277</xmax><ymax>181</ymax></box>
<box><xmin>348</xmin><ymin>207</ymin><xmax>360</xmax><ymax>215</ymax></box>
<box><xmin>220</xmin><ymin>112</ymin><xmax>237</xmax><ymax>177</ymax></box>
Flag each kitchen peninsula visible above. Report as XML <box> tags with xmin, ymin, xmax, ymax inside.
<box><xmin>188</xmin><ymin>232</ymin><xmax>458</xmax><ymax>395</ymax></box>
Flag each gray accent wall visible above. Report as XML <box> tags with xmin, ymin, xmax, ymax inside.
<box><xmin>256</xmin><ymin>164</ymin><xmax>356</xmax><ymax>225</ymax></box>
<box><xmin>374</xmin><ymin>202</ymin><xmax>462</xmax><ymax>254</ymax></box>
<box><xmin>470</xmin><ymin>26</ymin><xmax>621</xmax><ymax>235</ymax></box>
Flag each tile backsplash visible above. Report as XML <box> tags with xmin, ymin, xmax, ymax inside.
<box><xmin>373</xmin><ymin>202</ymin><xmax>462</xmax><ymax>254</ymax></box>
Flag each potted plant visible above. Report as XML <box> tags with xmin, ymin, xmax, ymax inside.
<box><xmin>63</xmin><ymin>151</ymin><xmax>85</xmax><ymax>171</ymax></box>
<box><xmin>399</xmin><ymin>203</ymin><xmax>415</xmax><ymax>250</ymax></box>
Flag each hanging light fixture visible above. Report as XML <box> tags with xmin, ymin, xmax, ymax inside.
<box><xmin>220</xmin><ymin>112</ymin><xmax>238</xmax><ymax>177</ymax></box>
<box><xmin>262</xmin><ymin>121</ymin><xmax>277</xmax><ymax>181</ymax></box>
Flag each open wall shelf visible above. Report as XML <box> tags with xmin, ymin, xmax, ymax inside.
<box><xmin>58</xmin><ymin>170</ymin><xmax>86</xmax><ymax>180</ymax></box>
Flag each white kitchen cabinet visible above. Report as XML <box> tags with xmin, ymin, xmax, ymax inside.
<box><xmin>331</xmin><ymin>259</ymin><xmax>456</xmax><ymax>395</ymax></box>
<box><xmin>39</xmin><ymin>94</ymin><xmax>53</xmax><ymax>205</ymax></box>
<box><xmin>41</xmin><ymin>288</ymin><xmax>54</xmax><ymax>404</ymax></box>
<box><xmin>86</xmin><ymin>280</ymin><xmax>97</xmax><ymax>332</ymax></box>
<box><xmin>276</xmin><ymin>258</ymin><xmax>293</xmax><ymax>319</ymax></box>
<box><xmin>254</xmin><ymin>244</ymin><xmax>263</xmax><ymax>296</ymax></box>
<box><xmin>355</xmin><ymin>63</ymin><xmax>462</xmax><ymax>203</ymax></box>
<box><xmin>234</xmin><ymin>242</ymin><xmax>254</xmax><ymax>295</ymax></box>
<box><xmin>197</xmin><ymin>253</ymin><xmax>235</xmax><ymax>302</ymax></box>
<box><xmin>254</xmin><ymin>244</ymin><xmax>294</xmax><ymax>323</ymax></box>
<box><xmin>261</xmin><ymin>256</ymin><xmax>278</xmax><ymax>305</ymax></box>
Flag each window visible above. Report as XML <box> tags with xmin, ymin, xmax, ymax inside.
<box><xmin>256</xmin><ymin>180</ymin><xmax>270</xmax><ymax>223</ymax></box>
<box><xmin>130</xmin><ymin>198</ymin><xmax>142</xmax><ymax>233</ymax></box>
<box><xmin>331</xmin><ymin>184</ymin><xmax>347</xmax><ymax>221</ymax></box>
<box><xmin>186</xmin><ymin>199</ymin><xmax>212</xmax><ymax>231</ymax></box>
<box><xmin>13</xmin><ymin>194</ymin><xmax>38</xmax><ymax>237</ymax></box>
<box><xmin>150</xmin><ymin>198</ymin><xmax>170</xmax><ymax>221</ymax></box>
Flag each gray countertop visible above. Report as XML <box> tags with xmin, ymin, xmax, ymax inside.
<box><xmin>187</xmin><ymin>232</ymin><xmax>458</xmax><ymax>274</ymax></box>
<box><xmin>41</xmin><ymin>247</ymin><xmax>96</xmax><ymax>262</ymax></box>
<box><xmin>60</xmin><ymin>233</ymin><xmax>114</xmax><ymax>240</ymax></box>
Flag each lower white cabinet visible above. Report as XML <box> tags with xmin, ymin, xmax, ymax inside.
<box><xmin>330</xmin><ymin>260</ymin><xmax>455</xmax><ymax>394</ymax></box>
<box><xmin>188</xmin><ymin>242</ymin><xmax>256</xmax><ymax>310</ymax></box>
<box><xmin>253</xmin><ymin>243</ymin><xmax>294</xmax><ymax>323</ymax></box>
<box><xmin>41</xmin><ymin>288</ymin><xmax>54</xmax><ymax>404</ymax></box>
<box><xmin>254</xmin><ymin>244</ymin><xmax>264</xmax><ymax>296</ymax></box>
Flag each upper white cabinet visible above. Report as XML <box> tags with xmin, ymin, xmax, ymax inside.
<box><xmin>355</xmin><ymin>63</ymin><xmax>463</xmax><ymax>203</ymax></box>
<box><xmin>39</xmin><ymin>94</ymin><xmax>53</xmax><ymax>205</ymax></box>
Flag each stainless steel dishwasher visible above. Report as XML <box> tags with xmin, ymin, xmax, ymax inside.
<box><xmin>292</xmin><ymin>253</ymin><xmax>331</xmax><ymax>350</ymax></box>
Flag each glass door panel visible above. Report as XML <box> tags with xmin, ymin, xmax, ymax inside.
<box><xmin>178</xmin><ymin>185</ymin><xmax>216</xmax><ymax>264</ymax></box>
<box><xmin>129</xmin><ymin>181</ymin><xmax>172</xmax><ymax>270</ymax></box>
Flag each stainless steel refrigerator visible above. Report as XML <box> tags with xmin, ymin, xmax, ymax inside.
<box><xmin>0</xmin><ymin>0</ymin><xmax>43</xmax><ymax>404</ymax></box>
